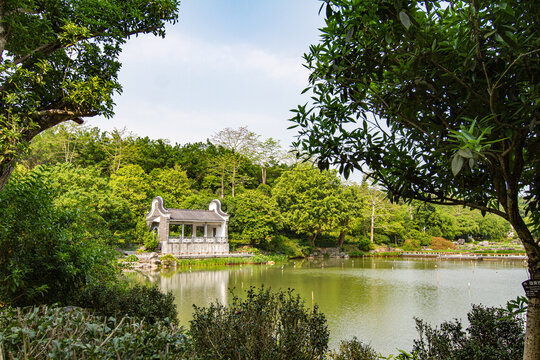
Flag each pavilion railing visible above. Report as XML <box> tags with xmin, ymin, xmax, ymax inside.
<box><xmin>168</xmin><ymin>236</ymin><xmax>228</xmax><ymax>244</ymax></box>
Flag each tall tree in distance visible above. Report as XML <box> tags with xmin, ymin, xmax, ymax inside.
<box><xmin>211</xmin><ymin>127</ymin><xmax>258</xmax><ymax>197</ymax></box>
<box><xmin>0</xmin><ymin>0</ymin><xmax>180</xmax><ymax>190</ymax></box>
<box><xmin>290</xmin><ymin>1</ymin><xmax>539</xmax><ymax>357</ymax></box>
<box><xmin>254</xmin><ymin>137</ymin><xmax>284</xmax><ymax>185</ymax></box>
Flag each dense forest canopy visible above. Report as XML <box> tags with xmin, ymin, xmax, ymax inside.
<box><xmin>9</xmin><ymin>123</ymin><xmax>517</xmax><ymax>255</ymax></box>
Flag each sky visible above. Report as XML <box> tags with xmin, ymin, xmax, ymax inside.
<box><xmin>91</xmin><ymin>0</ymin><xmax>326</xmax><ymax>149</ymax></box>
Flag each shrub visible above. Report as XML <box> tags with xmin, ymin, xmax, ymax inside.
<box><xmin>430</xmin><ymin>237</ymin><xmax>456</xmax><ymax>250</ymax></box>
<box><xmin>160</xmin><ymin>254</ymin><xmax>177</xmax><ymax>267</ymax></box>
<box><xmin>357</xmin><ymin>237</ymin><xmax>374</xmax><ymax>252</ymax></box>
<box><xmin>0</xmin><ymin>167</ymin><xmax>117</xmax><ymax>307</ymax></box>
<box><xmin>0</xmin><ymin>306</ymin><xmax>191</xmax><ymax>359</ymax></box>
<box><xmin>408</xmin><ymin>229</ymin><xmax>432</xmax><ymax>247</ymax></box>
<box><xmin>410</xmin><ymin>304</ymin><xmax>524</xmax><ymax>360</ymax></box>
<box><xmin>190</xmin><ymin>286</ymin><xmax>329</xmax><ymax>360</ymax></box>
<box><xmin>402</xmin><ymin>239</ymin><xmax>421</xmax><ymax>251</ymax></box>
<box><xmin>125</xmin><ymin>254</ymin><xmax>139</xmax><ymax>262</ymax></box>
<box><xmin>266</xmin><ymin>235</ymin><xmax>308</xmax><ymax>257</ymax></box>
<box><xmin>74</xmin><ymin>282</ymin><xmax>178</xmax><ymax>325</ymax></box>
<box><xmin>373</xmin><ymin>233</ymin><xmax>391</xmax><ymax>244</ymax></box>
<box><xmin>331</xmin><ymin>337</ymin><xmax>378</xmax><ymax>360</ymax></box>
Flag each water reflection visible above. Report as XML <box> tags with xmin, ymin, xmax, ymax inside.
<box><xmin>138</xmin><ymin>258</ymin><xmax>527</xmax><ymax>356</ymax></box>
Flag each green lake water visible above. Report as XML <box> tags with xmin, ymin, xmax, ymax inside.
<box><xmin>133</xmin><ymin>258</ymin><xmax>528</xmax><ymax>355</ymax></box>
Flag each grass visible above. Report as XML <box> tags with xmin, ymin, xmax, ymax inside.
<box><xmin>173</xmin><ymin>254</ymin><xmax>288</xmax><ymax>269</ymax></box>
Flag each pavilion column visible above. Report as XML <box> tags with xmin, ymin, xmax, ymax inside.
<box><xmin>181</xmin><ymin>224</ymin><xmax>184</xmax><ymax>239</ymax></box>
<box><xmin>204</xmin><ymin>224</ymin><xmax>208</xmax><ymax>238</ymax></box>
<box><xmin>192</xmin><ymin>224</ymin><xmax>195</xmax><ymax>238</ymax></box>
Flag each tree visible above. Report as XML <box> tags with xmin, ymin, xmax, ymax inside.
<box><xmin>254</xmin><ymin>137</ymin><xmax>284</xmax><ymax>185</ymax></box>
<box><xmin>104</xmin><ymin>127</ymin><xmax>133</xmax><ymax>173</ymax></box>
<box><xmin>290</xmin><ymin>1</ymin><xmax>539</xmax><ymax>357</ymax></box>
<box><xmin>0</xmin><ymin>0</ymin><xmax>180</xmax><ymax>190</ymax></box>
<box><xmin>334</xmin><ymin>183</ymin><xmax>365</xmax><ymax>246</ymax></box>
<box><xmin>227</xmin><ymin>186</ymin><xmax>283</xmax><ymax>245</ymax></box>
<box><xmin>211</xmin><ymin>127</ymin><xmax>258</xmax><ymax>196</ymax></box>
<box><xmin>110</xmin><ymin>164</ymin><xmax>151</xmax><ymax>216</ymax></box>
<box><xmin>273</xmin><ymin>164</ymin><xmax>344</xmax><ymax>246</ymax></box>
<box><xmin>149</xmin><ymin>165</ymin><xmax>191</xmax><ymax>208</ymax></box>
<box><xmin>0</xmin><ymin>166</ymin><xmax>117</xmax><ymax>306</ymax></box>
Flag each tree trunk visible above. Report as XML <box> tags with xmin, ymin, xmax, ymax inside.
<box><xmin>507</xmin><ymin>199</ymin><xmax>540</xmax><ymax>359</ymax></box>
<box><xmin>220</xmin><ymin>169</ymin><xmax>224</xmax><ymax>199</ymax></box>
<box><xmin>370</xmin><ymin>201</ymin><xmax>375</xmax><ymax>243</ymax></box>
<box><xmin>0</xmin><ymin>160</ymin><xmax>15</xmax><ymax>191</ymax></box>
<box><xmin>231</xmin><ymin>165</ymin><xmax>236</xmax><ymax>197</ymax></box>
<box><xmin>311</xmin><ymin>229</ymin><xmax>321</xmax><ymax>246</ymax></box>
<box><xmin>261</xmin><ymin>167</ymin><xmax>267</xmax><ymax>185</ymax></box>
<box><xmin>517</xmin><ymin>224</ymin><xmax>540</xmax><ymax>360</ymax></box>
<box><xmin>525</xmin><ymin>296</ymin><xmax>540</xmax><ymax>360</ymax></box>
<box><xmin>338</xmin><ymin>231</ymin><xmax>345</xmax><ymax>247</ymax></box>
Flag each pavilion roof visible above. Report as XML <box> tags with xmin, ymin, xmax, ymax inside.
<box><xmin>167</xmin><ymin>209</ymin><xmax>225</xmax><ymax>222</ymax></box>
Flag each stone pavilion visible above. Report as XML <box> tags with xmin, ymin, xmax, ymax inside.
<box><xmin>146</xmin><ymin>196</ymin><xmax>229</xmax><ymax>255</ymax></box>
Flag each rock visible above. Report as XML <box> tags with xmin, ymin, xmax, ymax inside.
<box><xmin>477</xmin><ymin>241</ymin><xmax>489</xmax><ymax>247</ymax></box>
<box><xmin>457</xmin><ymin>239</ymin><xmax>465</xmax><ymax>245</ymax></box>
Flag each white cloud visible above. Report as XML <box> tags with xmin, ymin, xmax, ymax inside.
<box><xmin>91</xmin><ymin>100</ymin><xmax>296</xmax><ymax>148</ymax></box>
<box><xmin>122</xmin><ymin>32</ymin><xmax>309</xmax><ymax>85</ymax></box>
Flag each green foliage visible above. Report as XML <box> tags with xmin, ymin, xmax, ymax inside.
<box><xmin>110</xmin><ymin>164</ymin><xmax>152</xmax><ymax>215</ymax></box>
<box><xmin>477</xmin><ymin>216</ymin><xmax>511</xmax><ymax>241</ymax></box>
<box><xmin>266</xmin><ymin>235</ymin><xmax>309</xmax><ymax>257</ymax></box>
<box><xmin>408</xmin><ymin>229</ymin><xmax>433</xmax><ymax>247</ymax></box>
<box><xmin>160</xmin><ymin>254</ymin><xmax>177</xmax><ymax>267</ymax></box>
<box><xmin>410</xmin><ymin>304</ymin><xmax>524</xmax><ymax>360</ymax></box>
<box><xmin>172</xmin><ymin>255</ymin><xmax>287</xmax><ymax>269</ymax></box>
<box><xmin>125</xmin><ymin>254</ymin><xmax>139</xmax><ymax>262</ymax></box>
<box><xmin>150</xmin><ymin>166</ymin><xmax>192</xmax><ymax>208</ymax></box>
<box><xmin>0</xmin><ymin>306</ymin><xmax>190</xmax><ymax>359</ymax></box>
<box><xmin>0</xmin><ymin>167</ymin><xmax>116</xmax><ymax>306</ymax></box>
<box><xmin>227</xmin><ymin>187</ymin><xmax>283</xmax><ymax>245</ymax></box>
<box><xmin>331</xmin><ymin>337</ymin><xmax>379</xmax><ymax>360</ymax></box>
<box><xmin>74</xmin><ymin>282</ymin><xmax>178</xmax><ymax>325</ymax></box>
<box><xmin>272</xmin><ymin>164</ymin><xmax>345</xmax><ymax>245</ymax></box>
<box><xmin>0</xmin><ymin>0</ymin><xmax>180</xmax><ymax>189</ymax></box>
<box><xmin>357</xmin><ymin>237</ymin><xmax>374</xmax><ymax>252</ymax></box>
<box><xmin>190</xmin><ymin>286</ymin><xmax>329</xmax><ymax>360</ymax></box>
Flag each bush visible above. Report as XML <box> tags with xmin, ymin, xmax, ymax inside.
<box><xmin>0</xmin><ymin>306</ymin><xmax>191</xmax><ymax>359</ymax></box>
<box><xmin>408</xmin><ymin>229</ymin><xmax>432</xmax><ymax>247</ymax></box>
<box><xmin>357</xmin><ymin>237</ymin><xmax>374</xmax><ymax>252</ymax></box>
<box><xmin>266</xmin><ymin>235</ymin><xmax>308</xmax><ymax>257</ymax></box>
<box><xmin>410</xmin><ymin>304</ymin><xmax>524</xmax><ymax>360</ymax></box>
<box><xmin>402</xmin><ymin>239</ymin><xmax>421</xmax><ymax>251</ymax></box>
<box><xmin>190</xmin><ymin>286</ymin><xmax>329</xmax><ymax>359</ymax></box>
<box><xmin>373</xmin><ymin>233</ymin><xmax>391</xmax><ymax>245</ymax></box>
<box><xmin>74</xmin><ymin>282</ymin><xmax>178</xmax><ymax>325</ymax></box>
<box><xmin>125</xmin><ymin>254</ymin><xmax>139</xmax><ymax>262</ymax></box>
<box><xmin>331</xmin><ymin>337</ymin><xmax>378</xmax><ymax>360</ymax></box>
<box><xmin>0</xmin><ymin>167</ymin><xmax>117</xmax><ymax>307</ymax></box>
<box><xmin>160</xmin><ymin>254</ymin><xmax>178</xmax><ymax>267</ymax></box>
<box><xmin>430</xmin><ymin>237</ymin><xmax>456</xmax><ymax>250</ymax></box>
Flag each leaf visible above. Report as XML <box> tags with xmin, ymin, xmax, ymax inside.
<box><xmin>346</xmin><ymin>27</ymin><xmax>354</xmax><ymax>43</ymax></box>
<box><xmin>326</xmin><ymin>3</ymin><xmax>333</xmax><ymax>19</ymax></box>
<box><xmin>451</xmin><ymin>155</ymin><xmax>465</xmax><ymax>176</ymax></box>
<box><xmin>399</xmin><ymin>11</ymin><xmax>411</xmax><ymax>30</ymax></box>
<box><xmin>457</xmin><ymin>148</ymin><xmax>473</xmax><ymax>158</ymax></box>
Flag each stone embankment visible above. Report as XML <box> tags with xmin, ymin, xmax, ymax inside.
<box><xmin>402</xmin><ymin>252</ymin><xmax>527</xmax><ymax>260</ymax></box>
<box><xmin>308</xmin><ymin>247</ymin><xmax>349</xmax><ymax>259</ymax></box>
<box><xmin>130</xmin><ymin>252</ymin><xmax>161</xmax><ymax>270</ymax></box>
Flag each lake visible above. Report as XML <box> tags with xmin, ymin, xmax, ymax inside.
<box><xmin>134</xmin><ymin>257</ymin><xmax>528</xmax><ymax>355</ymax></box>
